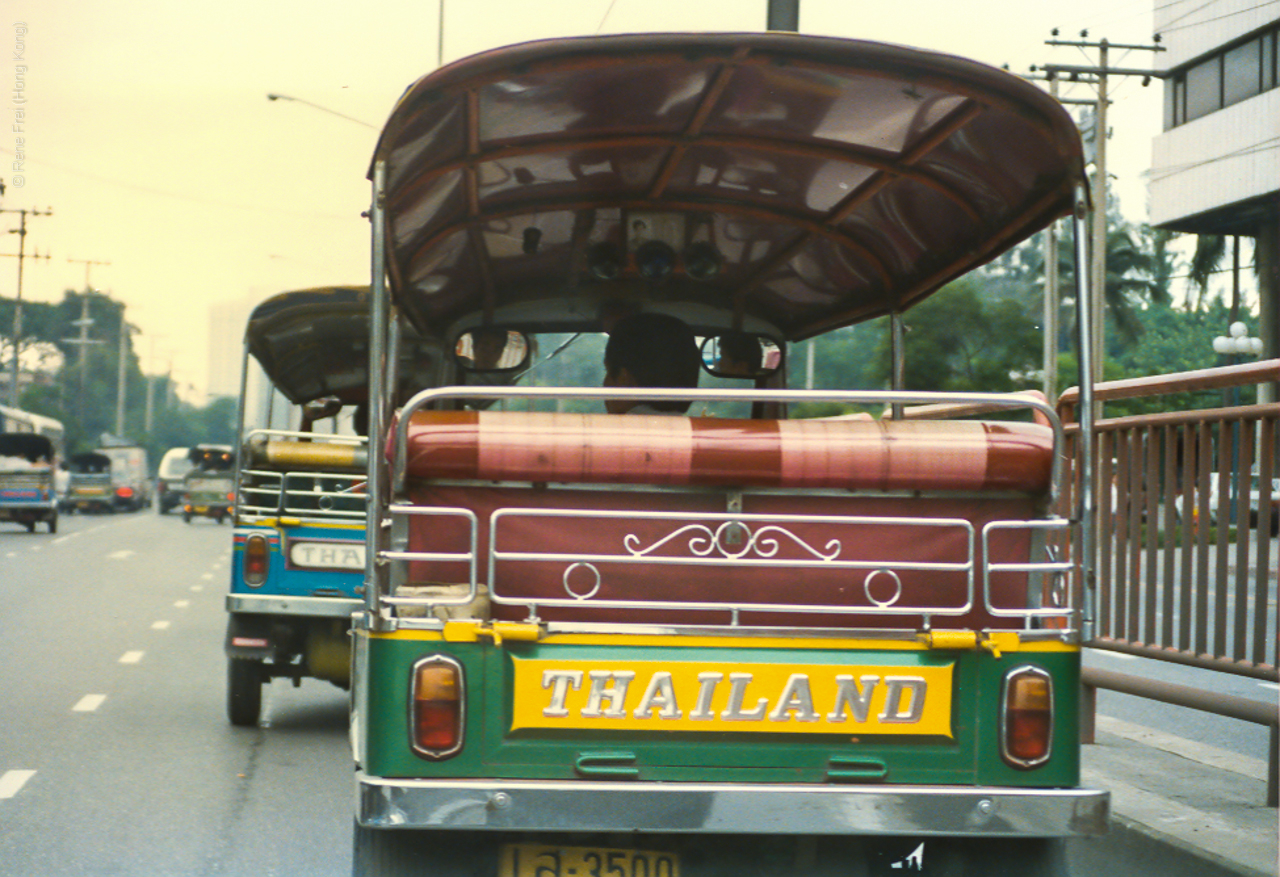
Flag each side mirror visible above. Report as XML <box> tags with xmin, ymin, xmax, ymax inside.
<box><xmin>701</xmin><ymin>333</ymin><xmax>782</xmax><ymax>379</ymax></box>
<box><xmin>454</xmin><ymin>328</ymin><xmax>531</xmax><ymax>373</ymax></box>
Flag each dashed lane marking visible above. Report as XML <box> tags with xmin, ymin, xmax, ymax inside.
<box><xmin>151</xmin><ymin>620</ymin><xmax>171</xmax><ymax>630</ymax></box>
<box><xmin>119</xmin><ymin>651</ymin><xmax>144</xmax><ymax>664</ymax></box>
<box><xmin>191</xmin><ymin>585</ymin><xmax>204</xmax><ymax>592</ymax></box>
<box><xmin>0</xmin><ymin>770</ymin><xmax>36</xmax><ymax>799</ymax></box>
<box><xmin>1259</xmin><ymin>682</ymin><xmax>1279</xmax><ymax>691</ymax></box>
<box><xmin>174</xmin><ymin>600</ymin><xmax>190</xmax><ymax>608</ymax></box>
<box><xmin>107</xmin><ymin>550</ymin><xmax>135</xmax><ymax>560</ymax></box>
<box><xmin>73</xmin><ymin>694</ymin><xmax>107</xmax><ymax>712</ymax></box>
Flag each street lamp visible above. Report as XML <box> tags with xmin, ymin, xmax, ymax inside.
<box><xmin>265</xmin><ymin>93</ymin><xmax>377</xmax><ymax>129</ymax></box>
<box><xmin>1211</xmin><ymin>321</ymin><xmax>1264</xmax><ymax>524</ymax></box>
<box><xmin>1212</xmin><ymin>321</ymin><xmax>1264</xmax><ymax>357</ymax></box>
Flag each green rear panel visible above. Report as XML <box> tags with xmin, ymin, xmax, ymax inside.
<box><xmin>360</xmin><ymin>633</ymin><xmax>1080</xmax><ymax>789</ymax></box>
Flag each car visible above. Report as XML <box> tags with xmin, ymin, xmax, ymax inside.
<box><xmin>1176</xmin><ymin>467</ymin><xmax>1280</xmax><ymax>536</ymax></box>
<box><xmin>155</xmin><ymin>447</ymin><xmax>192</xmax><ymax>514</ymax></box>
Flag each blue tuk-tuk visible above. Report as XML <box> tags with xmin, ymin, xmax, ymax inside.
<box><xmin>225</xmin><ymin>286</ymin><xmax>439</xmax><ymax>726</ymax></box>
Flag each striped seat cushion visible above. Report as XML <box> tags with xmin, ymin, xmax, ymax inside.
<box><xmin>398</xmin><ymin>411</ymin><xmax>1053</xmax><ymax>493</ymax></box>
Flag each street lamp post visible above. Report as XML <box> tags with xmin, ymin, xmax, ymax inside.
<box><xmin>1212</xmin><ymin>321</ymin><xmax>1264</xmax><ymax>523</ymax></box>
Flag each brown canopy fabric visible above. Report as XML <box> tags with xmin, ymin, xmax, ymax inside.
<box><xmin>370</xmin><ymin>33</ymin><xmax>1086</xmax><ymax>343</ymax></box>
<box><xmin>245</xmin><ymin>286</ymin><xmax>439</xmax><ymax>405</ymax></box>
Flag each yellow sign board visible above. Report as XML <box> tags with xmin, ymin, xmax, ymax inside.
<box><xmin>510</xmin><ymin>658</ymin><xmax>953</xmax><ymax>737</ymax></box>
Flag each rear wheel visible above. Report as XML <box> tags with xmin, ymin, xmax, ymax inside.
<box><xmin>47</xmin><ymin>515</ymin><xmax>57</xmax><ymax>534</ymax></box>
<box><xmin>227</xmin><ymin>658</ymin><xmax>264</xmax><ymax>726</ymax></box>
<box><xmin>24</xmin><ymin>520</ymin><xmax>35</xmax><ymax>533</ymax></box>
<box><xmin>183</xmin><ymin>511</ymin><xmax>192</xmax><ymax>523</ymax></box>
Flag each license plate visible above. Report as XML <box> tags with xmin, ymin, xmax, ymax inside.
<box><xmin>500</xmin><ymin>844</ymin><xmax>679</xmax><ymax>877</ymax></box>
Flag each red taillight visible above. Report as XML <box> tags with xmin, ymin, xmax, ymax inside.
<box><xmin>116</xmin><ymin>486</ymin><xmax>134</xmax><ymax>499</ymax></box>
<box><xmin>226</xmin><ymin>492</ymin><xmax>235</xmax><ymax>502</ymax></box>
<box><xmin>243</xmin><ymin>533</ymin><xmax>269</xmax><ymax>586</ymax></box>
<box><xmin>412</xmin><ymin>656</ymin><xmax>464</xmax><ymax>759</ymax></box>
<box><xmin>1002</xmin><ymin>666</ymin><xmax>1053</xmax><ymax>768</ymax></box>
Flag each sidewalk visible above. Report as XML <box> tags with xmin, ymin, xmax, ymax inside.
<box><xmin>1070</xmin><ymin>715</ymin><xmax>1278</xmax><ymax>876</ymax></box>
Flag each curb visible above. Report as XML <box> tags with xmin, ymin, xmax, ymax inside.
<box><xmin>1069</xmin><ymin>815</ymin><xmax>1275</xmax><ymax>877</ymax></box>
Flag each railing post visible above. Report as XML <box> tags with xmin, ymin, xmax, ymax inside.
<box><xmin>1269</xmin><ymin>724</ymin><xmax>1278</xmax><ymax>808</ymax></box>
<box><xmin>1080</xmin><ymin>678</ymin><xmax>1097</xmax><ymax>745</ymax></box>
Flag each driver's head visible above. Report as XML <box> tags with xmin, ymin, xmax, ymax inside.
<box><xmin>603</xmin><ymin>312</ymin><xmax>700</xmax><ymax>414</ymax></box>
<box><xmin>471</xmin><ymin>327</ymin><xmax>509</xmax><ymax>369</ymax></box>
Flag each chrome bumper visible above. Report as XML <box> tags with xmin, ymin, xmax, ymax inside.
<box><xmin>356</xmin><ymin>775</ymin><xmax>1109</xmax><ymax>837</ymax></box>
<box><xmin>226</xmin><ymin>593</ymin><xmax>361</xmax><ymax>618</ymax></box>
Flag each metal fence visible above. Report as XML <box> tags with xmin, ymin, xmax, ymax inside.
<box><xmin>1058</xmin><ymin>358</ymin><xmax>1280</xmax><ymax>805</ymax></box>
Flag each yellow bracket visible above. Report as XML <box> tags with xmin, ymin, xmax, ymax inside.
<box><xmin>921</xmin><ymin>629</ymin><xmax>1020</xmax><ymax>658</ymax></box>
<box><xmin>443</xmin><ymin>619</ymin><xmax>541</xmax><ymax>646</ymax></box>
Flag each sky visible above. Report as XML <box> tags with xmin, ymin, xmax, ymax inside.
<box><xmin>4</xmin><ymin>0</ymin><xmax>1165</xmax><ymax>401</ymax></box>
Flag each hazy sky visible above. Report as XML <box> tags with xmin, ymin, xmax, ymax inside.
<box><xmin>5</xmin><ymin>0</ymin><xmax>1162</xmax><ymax>399</ymax></box>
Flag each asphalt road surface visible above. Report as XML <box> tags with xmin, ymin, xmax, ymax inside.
<box><xmin>0</xmin><ymin>510</ymin><xmax>352</xmax><ymax>876</ymax></box>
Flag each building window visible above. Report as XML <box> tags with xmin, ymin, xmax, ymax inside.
<box><xmin>1267</xmin><ymin>31</ymin><xmax>1278</xmax><ymax>90</ymax></box>
<box><xmin>1223</xmin><ymin>37</ymin><xmax>1261</xmax><ymax>105</ymax></box>
<box><xmin>1184</xmin><ymin>55</ymin><xmax>1222</xmax><ymax>122</ymax></box>
<box><xmin>1163</xmin><ymin>24</ymin><xmax>1280</xmax><ymax>129</ymax></box>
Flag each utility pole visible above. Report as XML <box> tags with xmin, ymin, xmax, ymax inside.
<box><xmin>1036</xmin><ymin>33</ymin><xmax>1165</xmax><ymax>389</ymax></box>
<box><xmin>1</xmin><ymin>206</ymin><xmax>53</xmax><ymax>408</ymax></box>
<box><xmin>115</xmin><ymin>306</ymin><xmax>138</xmax><ymax>438</ymax></box>
<box><xmin>766</xmin><ymin>0</ymin><xmax>799</xmax><ymax>31</ymax></box>
<box><xmin>62</xmin><ymin>264</ymin><xmax>110</xmax><ymax>422</ymax></box>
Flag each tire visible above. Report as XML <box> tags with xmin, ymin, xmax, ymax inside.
<box><xmin>24</xmin><ymin>520</ymin><xmax>35</xmax><ymax>533</ymax></box>
<box><xmin>48</xmin><ymin>515</ymin><xmax>57</xmax><ymax>534</ymax></box>
<box><xmin>183</xmin><ymin>511</ymin><xmax>192</xmax><ymax>523</ymax></box>
<box><xmin>227</xmin><ymin>658</ymin><xmax>264</xmax><ymax>727</ymax></box>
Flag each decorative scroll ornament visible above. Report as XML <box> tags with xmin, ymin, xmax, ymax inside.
<box><xmin>623</xmin><ymin>522</ymin><xmax>841</xmax><ymax>562</ymax></box>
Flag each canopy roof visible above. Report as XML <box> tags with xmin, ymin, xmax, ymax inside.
<box><xmin>0</xmin><ymin>433</ymin><xmax>55</xmax><ymax>462</ymax></box>
<box><xmin>245</xmin><ymin>286</ymin><xmax>439</xmax><ymax>405</ymax></box>
<box><xmin>371</xmin><ymin>32</ymin><xmax>1086</xmax><ymax>343</ymax></box>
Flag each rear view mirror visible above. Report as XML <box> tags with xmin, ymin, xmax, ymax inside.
<box><xmin>701</xmin><ymin>333</ymin><xmax>781</xmax><ymax>379</ymax></box>
<box><xmin>454</xmin><ymin>328</ymin><xmax>531</xmax><ymax>373</ymax></box>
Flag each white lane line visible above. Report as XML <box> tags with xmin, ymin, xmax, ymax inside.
<box><xmin>151</xmin><ymin>620</ymin><xmax>171</xmax><ymax>630</ymax></box>
<box><xmin>1094</xmin><ymin>651</ymin><xmax>1138</xmax><ymax>660</ymax></box>
<box><xmin>174</xmin><ymin>600</ymin><xmax>190</xmax><ymax>608</ymax></box>
<box><xmin>0</xmin><ymin>770</ymin><xmax>36</xmax><ymax>799</ymax></box>
<box><xmin>73</xmin><ymin>694</ymin><xmax>107</xmax><ymax>712</ymax></box>
<box><xmin>190</xmin><ymin>585</ymin><xmax>204</xmax><ymax>592</ymax></box>
<box><xmin>119</xmin><ymin>651</ymin><xmax>144</xmax><ymax>664</ymax></box>
<box><xmin>107</xmin><ymin>550</ymin><xmax>134</xmax><ymax>560</ymax></box>
<box><xmin>50</xmin><ymin>533</ymin><xmax>78</xmax><ymax>545</ymax></box>
<box><xmin>1259</xmin><ymin>682</ymin><xmax>1279</xmax><ymax>691</ymax></box>
<box><xmin>201</xmin><ymin>573</ymin><xmax>213</xmax><ymax>580</ymax></box>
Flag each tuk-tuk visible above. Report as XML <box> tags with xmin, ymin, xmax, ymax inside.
<box><xmin>181</xmin><ymin>444</ymin><xmax>234</xmax><ymax>523</ymax></box>
<box><xmin>352</xmin><ymin>33</ymin><xmax>1105</xmax><ymax>875</ymax></box>
<box><xmin>66</xmin><ymin>451</ymin><xmax>114</xmax><ymax>514</ymax></box>
<box><xmin>225</xmin><ymin>286</ymin><xmax>440</xmax><ymax>727</ymax></box>
<box><xmin>0</xmin><ymin>433</ymin><xmax>59</xmax><ymax>533</ymax></box>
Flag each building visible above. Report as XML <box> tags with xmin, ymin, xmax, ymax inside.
<box><xmin>1149</xmin><ymin>0</ymin><xmax>1279</xmax><ymax>383</ymax></box>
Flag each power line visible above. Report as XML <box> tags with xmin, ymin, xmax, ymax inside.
<box><xmin>1158</xmin><ymin>0</ymin><xmax>1280</xmax><ymax>34</ymax></box>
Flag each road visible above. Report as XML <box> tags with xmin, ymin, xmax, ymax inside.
<box><xmin>0</xmin><ymin>511</ymin><xmax>352</xmax><ymax>876</ymax></box>
<box><xmin>0</xmin><ymin>510</ymin><xmax>1272</xmax><ymax>875</ymax></box>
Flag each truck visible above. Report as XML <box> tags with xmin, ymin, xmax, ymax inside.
<box><xmin>96</xmin><ymin>444</ymin><xmax>152</xmax><ymax>512</ymax></box>
<box><xmin>350</xmin><ymin>32</ymin><xmax>1108</xmax><ymax>876</ymax></box>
